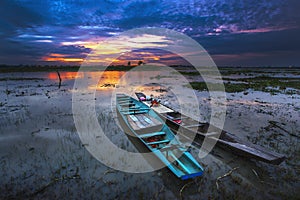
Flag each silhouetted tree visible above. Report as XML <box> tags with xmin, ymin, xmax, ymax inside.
<box><xmin>138</xmin><ymin>60</ymin><xmax>143</xmax><ymax>65</ymax></box>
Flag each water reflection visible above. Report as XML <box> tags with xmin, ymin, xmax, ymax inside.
<box><xmin>47</xmin><ymin>70</ymin><xmax>178</xmax><ymax>92</ymax></box>
<box><xmin>89</xmin><ymin>71</ymin><xmax>126</xmax><ymax>90</ymax></box>
<box><xmin>48</xmin><ymin>71</ymin><xmax>127</xmax><ymax>90</ymax></box>
<box><xmin>48</xmin><ymin>71</ymin><xmax>84</xmax><ymax>80</ymax></box>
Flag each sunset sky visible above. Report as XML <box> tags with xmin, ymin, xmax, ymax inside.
<box><xmin>0</xmin><ymin>0</ymin><xmax>299</xmax><ymax>67</ymax></box>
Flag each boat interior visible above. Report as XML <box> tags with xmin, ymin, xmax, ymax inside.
<box><xmin>117</xmin><ymin>95</ymin><xmax>188</xmax><ymax>153</ymax></box>
<box><xmin>117</xmin><ymin>94</ymin><xmax>204</xmax><ymax>178</ymax></box>
<box><xmin>117</xmin><ymin>94</ymin><xmax>170</xmax><ymax>149</ymax></box>
<box><xmin>162</xmin><ymin>112</ymin><xmax>207</xmax><ymax>131</ymax></box>
<box><xmin>117</xmin><ymin>95</ymin><xmax>191</xmax><ymax>150</ymax></box>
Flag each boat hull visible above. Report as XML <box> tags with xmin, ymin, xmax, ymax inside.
<box><xmin>116</xmin><ymin>94</ymin><xmax>204</xmax><ymax>179</ymax></box>
<box><xmin>135</xmin><ymin>92</ymin><xmax>285</xmax><ymax>165</ymax></box>
<box><xmin>164</xmin><ymin>118</ymin><xmax>285</xmax><ymax>165</ymax></box>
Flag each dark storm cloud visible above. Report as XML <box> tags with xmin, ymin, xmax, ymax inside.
<box><xmin>198</xmin><ymin>28</ymin><xmax>300</xmax><ymax>55</ymax></box>
<box><xmin>0</xmin><ymin>0</ymin><xmax>42</xmax><ymax>41</ymax></box>
<box><xmin>0</xmin><ymin>0</ymin><xmax>299</xmax><ymax>65</ymax></box>
<box><xmin>0</xmin><ymin>0</ymin><xmax>45</xmax><ymax>29</ymax></box>
<box><xmin>52</xmin><ymin>45</ymin><xmax>91</xmax><ymax>58</ymax></box>
<box><xmin>115</xmin><ymin>48</ymin><xmax>191</xmax><ymax>66</ymax></box>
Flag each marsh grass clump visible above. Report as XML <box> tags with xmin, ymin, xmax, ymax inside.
<box><xmin>187</xmin><ymin>76</ymin><xmax>300</xmax><ymax>94</ymax></box>
<box><xmin>187</xmin><ymin>82</ymin><xmax>250</xmax><ymax>93</ymax></box>
<box><xmin>179</xmin><ymin>71</ymin><xmax>201</xmax><ymax>76</ymax></box>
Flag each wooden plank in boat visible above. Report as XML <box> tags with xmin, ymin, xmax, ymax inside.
<box><xmin>169</xmin><ymin>152</ymin><xmax>191</xmax><ymax>174</ymax></box>
<box><xmin>205</xmin><ymin>132</ymin><xmax>219</xmax><ymax>137</ymax></box>
<box><xmin>147</xmin><ymin>139</ymin><xmax>170</xmax><ymax>145</ymax></box>
<box><xmin>127</xmin><ymin>113</ymin><xmax>163</xmax><ymax>133</ymax></box>
<box><xmin>122</xmin><ymin>110</ymin><xmax>148</xmax><ymax>115</ymax></box>
<box><xmin>185</xmin><ymin>124</ymin><xmax>204</xmax><ymax>128</ymax></box>
<box><xmin>139</xmin><ymin>131</ymin><xmax>166</xmax><ymax>138</ymax></box>
<box><xmin>121</xmin><ymin>107</ymin><xmax>149</xmax><ymax>112</ymax></box>
<box><xmin>119</xmin><ymin>102</ymin><xmax>137</xmax><ymax>106</ymax></box>
<box><xmin>143</xmin><ymin>102</ymin><xmax>174</xmax><ymax>113</ymax></box>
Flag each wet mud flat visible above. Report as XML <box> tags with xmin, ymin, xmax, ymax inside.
<box><xmin>0</xmin><ymin>67</ymin><xmax>299</xmax><ymax>199</ymax></box>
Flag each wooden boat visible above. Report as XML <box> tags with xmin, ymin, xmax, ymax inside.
<box><xmin>116</xmin><ymin>93</ymin><xmax>204</xmax><ymax>180</ymax></box>
<box><xmin>135</xmin><ymin>92</ymin><xmax>286</xmax><ymax>165</ymax></box>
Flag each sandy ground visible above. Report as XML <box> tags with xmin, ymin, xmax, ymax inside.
<box><xmin>0</xmin><ymin>69</ymin><xmax>299</xmax><ymax>199</ymax></box>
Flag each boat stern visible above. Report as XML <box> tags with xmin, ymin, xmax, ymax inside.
<box><xmin>181</xmin><ymin>171</ymin><xmax>204</xmax><ymax>180</ymax></box>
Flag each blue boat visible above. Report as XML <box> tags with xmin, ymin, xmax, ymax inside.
<box><xmin>116</xmin><ymin>93</ymin><xmax>204</xmax><ymax>180</ymax></box>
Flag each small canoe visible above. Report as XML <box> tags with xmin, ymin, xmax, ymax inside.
<box><xmin>135</xmin><ymin>92</ymin><xmax>285</xmax><ymax>165</ymax></box>
<box><xmin>116</xmin><ymin>94</ymin><xmax>204</xmax><ymax>180</ymax></box>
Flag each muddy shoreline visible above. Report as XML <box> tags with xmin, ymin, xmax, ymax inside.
<box><xmin>0</xmin><ymin>68</ymin><xmax>299</xmax><ymax>199</ymax></box>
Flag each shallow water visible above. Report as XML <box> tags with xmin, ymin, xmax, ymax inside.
<box><xmin>0</xmin><ymin>70</ymin><xmax>299</xmax><ymax>199</ymax></box>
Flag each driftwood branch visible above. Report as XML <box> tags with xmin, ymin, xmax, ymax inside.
<box><xmin>180</xmin><ymin>181</ymin><xmax>194</xmax><ymax>200</ymax></box>
<box><xmin>31</xmin><ymin>173</ymin><xmax>80</xmax><ymax>196</ymax></box>
<box><xmin>104</xmin><ymin>169</ymin><xmax>116</xmax><ymax>175</ymax></box>
<box><xmin>216</xmin><ymin>167</ymin><xmax>239</xmax><ymax>190</ymax></box>
<box><xmin>251</xmin><ymin>168</ymin><xmax>276</xmax><ymax>187</ymax></box>
<box><xmin>269</xmin><ymin>121</ymin><xmax>299</xmax><ymax>139</ymax></box>
<box><xmin>251</xmin><ymin>169</ymin><xmax>260</xmax><ymax>180</ymax></box>
<box><xmin>153</xmin><ymin>185</ymin><xmax>165</xmax><ymax>199</ymax></box>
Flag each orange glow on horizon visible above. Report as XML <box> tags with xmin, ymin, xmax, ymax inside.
<box><xmin>42</xmin><ymin>53</ymin><xmax>84</xmax><ymax>63</ymax></box>
<box><xmin>43</xmin><ymin>34</ymin><xmax>178</xmax><ymax>65</ymax></box>
<box><xmin>48</xmin><ymin>72</ymin><xmax>84</xmax><ymax>80</ymax></box>
<box><xmin>63</xmin><ymin>58</ymin><xmax>84</xmax><ymax>62</ymax></box>
<box><xmin>49</xmin><ymin>53</ymin><xmax>65</xmax><ymax>57</ymax></box>
<box><xmin>43</xmin><ymin>57</ymin><xmax>84</xmax><ymax>62</ymax></box>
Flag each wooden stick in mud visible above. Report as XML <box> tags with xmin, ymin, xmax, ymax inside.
<box><xmin>180</xmin><ymin>181</ymin><xmax>194</xmax><ymax>199</ymax></box>
<box><xmin>216</xmin><ymin>167</ymin><xmax>239</xmax><ymax>190</ymax></box>
<box><xmin>269</xmin><ymin>121</ymin><xmax>299</xmax><ymax>139</ymax></box>
<box><xmin>56</xmin><ymin>70</ymin><xmax>62</xmax><ymax>89</ymax></box>
<box><xmin>31</xmin><ymin>173</ymin><xmax>80</xmax><ymax>196</ymax></box>
<box><xmin>155</xmin><ymin>186</ymin><xmax>165</xmax><ymax>199</ymax></box>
